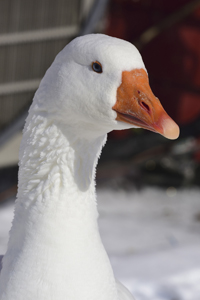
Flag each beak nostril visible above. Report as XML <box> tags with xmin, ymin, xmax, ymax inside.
<box><xmin>140</xmin><ymin>101</ymin><xmax>151</xmax><ymax>114</ymax></box>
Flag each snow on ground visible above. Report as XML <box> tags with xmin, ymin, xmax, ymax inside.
<box><xmin>98</xmin><ymin>188</ymin><xmax>200</xmax><ymax>300</ymax></box>
<box><xmin>0</xmin><ymin>187</ymin><xmax>200</xmax><ymax>300</ymax></box>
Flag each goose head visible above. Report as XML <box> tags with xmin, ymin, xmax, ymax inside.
<box><xmin>38</xmin><ymin>34</ymin><xmax>179</xmax><ymax>139</ymax></box>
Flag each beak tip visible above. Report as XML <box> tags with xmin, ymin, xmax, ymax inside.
<box><xmin>162</xmin><ymin>118</ymin><xmax>180</xmax><ymax>140</ymax></box>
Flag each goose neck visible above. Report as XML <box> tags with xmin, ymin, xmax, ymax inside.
<box><xmin>17</xmin><ymin>113</ymin><xmax>107</xmax><ymax>215</ymax></box>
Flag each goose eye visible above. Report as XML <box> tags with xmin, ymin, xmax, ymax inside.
<box><xmin>92</xmin><ymin>61</ymin><xmax>103</xmax><ymax>73</ymax></box>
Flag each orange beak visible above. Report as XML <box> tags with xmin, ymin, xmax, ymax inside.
<box><xmin>112</xmin><ymin>69</ymin><xmax>179</xmax><ymax>140</ymax></box>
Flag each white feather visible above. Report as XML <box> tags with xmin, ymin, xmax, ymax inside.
<box><xmin>0</xmin><ymin>34</ymin><xmax>145</xmax><ymax>300</ymax></box>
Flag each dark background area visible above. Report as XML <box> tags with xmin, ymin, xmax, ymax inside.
<box><xmin>98</xmin><ymin>0</ymin><xmax>200</xmax><ymax>189</ymax></box>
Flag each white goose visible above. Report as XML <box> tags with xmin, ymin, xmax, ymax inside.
<box><xmin>0</xmin><ymin>34</ymin><xmax>179</xmax><ymax>300</ymax></box>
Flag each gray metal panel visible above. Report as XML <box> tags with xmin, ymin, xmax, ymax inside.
<box><xmin>0</xmin><ymin>0</ymin><xmax>81</xmax><ymax>34</ymax></box>
<box><xmin>0</xmin><ymin>0</ymin><xmax>109</xmax><ymax>145</ymax></box>
<box><xmin>0</xmin><ymin>0</ymin><xmax>83</xmax><ymax>133</ymax></box>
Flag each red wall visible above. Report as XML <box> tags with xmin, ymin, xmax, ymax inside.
<box><xmin>106</xmin><ymin>0</ymin><xmax>200</xmax><ymax>126</ymax></box>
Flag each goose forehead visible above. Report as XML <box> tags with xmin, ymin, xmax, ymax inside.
<box><xmin>68</xmin><ymin>34</ymin><xmax>146</xmax><ymax>71</ymax></box>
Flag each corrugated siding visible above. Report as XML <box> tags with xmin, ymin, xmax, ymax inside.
<box><xmin>0</xmin><ymin>0</ymin><xmax>81</xmax><ymax>33</ymax></box>
<box><xmin>0</xmin><ymin>0</ymin><xmax>91</xmax><ymax>131</ymax></box>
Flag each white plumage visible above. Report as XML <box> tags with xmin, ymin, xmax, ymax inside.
<box><xmin>0</xmin><ymin>34</ymin><xmax>179</xmax><ymax>300</ymax></box>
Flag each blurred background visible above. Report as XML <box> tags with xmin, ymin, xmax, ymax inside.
<box><xmin>0</xmin><ymin>0</ymin><xmax>200</xmax><ymax>299</ymax></box>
